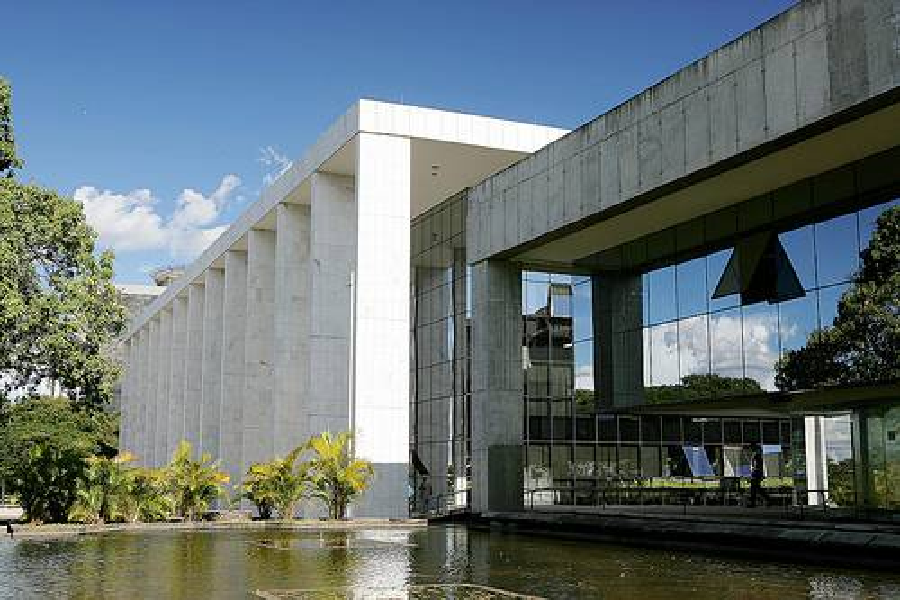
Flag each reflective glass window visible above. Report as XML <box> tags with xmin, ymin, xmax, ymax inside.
<box><xmin>741</xmin><ymin>302</ymin><xmax>779</xmax><ymax>391</ymax></box>
<box><xmin>649</xmin><ymin>322</ymin><xmax>679</xmax><ymax>386</ymax></box>
<box><xmin>708</xmin><ymin>249</ymin><xmax>740</xmax><ymax>312</ymax></box>
<box><xmin>778</xmin><ymin>293</ymin><xmax>817</xmax><ymax>354</ymax></box>
<box><xmin>816</xmin><ymin>213</ymin><xmax>859</xmax><ymax>286</ymax></box>
<box><xmin>710</xmin><ymin>308</ymin><xmax>744</xmax><ymax>381</ymax></box>
<box><xmin>818</xmin><ymin>283</ymin><xmax>849</xmax><ymax>328</ymax></box>
<box><xmin>524</xmin><ymin>280</ymin><xmax>550</xmax><ymax>315</ymax></box>
<box><xmin>572</xmin><ymin>281</ymin><xmax>593</xmax><ymax>342</ymax></box>
<box><xmin>677</xmin><ymin>315</ymin><xmax>710</xmax><ymax>381</ymax></box>
<box><xmin>550</xmin><ymin>283</ymin><xmax>573</xmax><ymax>318</ymax></box>
<box><xmin>641</xmin><ymin>446</ymin><xmax>662</xmax><ymax>477</ymax></box>
<box><xmin>574</xmin><ymin>341</ymin><xmax>594</xmax><ymax>412</ymax></box>
<box><xmin>677</xmin><ymin>257</ymin><xmax>708</xmax><ymax>318</ymax></box>
<box><xmin>859</xmin><ymin>198</ymin><xmax>900</xmax><ymax>251</ymax></box>
<box><xmin>646</xmin><ymin>266</ymin><xmax>677</xmax><ymax>324</ymax></box>
<box><xmin>779</xmin><ymin>224</ymin><xmax>816</xmax><ymax>291</ymax></box>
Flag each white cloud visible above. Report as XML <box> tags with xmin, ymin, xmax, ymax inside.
<box><xmin>259</xmin><ymin>146</ymin><xmax>292</xmax><ymax>186</ymax></box>
<box><xmin>75</xmin><ymin>174</ymin><xmax>241</xmax><ymax>261</ymax></box>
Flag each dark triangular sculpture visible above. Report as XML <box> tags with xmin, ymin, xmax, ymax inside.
<box><xmin>712</xmin><ymin>231</ymin><xmax>805</xmax><ymax>305</ymax></box>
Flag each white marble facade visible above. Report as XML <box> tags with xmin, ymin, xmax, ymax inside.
<box><xmin>118</xmin><ymin>100</ymin><xmax>565</xmax><ymax>517</ymax></box>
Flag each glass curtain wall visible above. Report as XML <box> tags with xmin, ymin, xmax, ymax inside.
<box><xmin>410</xmin><ymin>195</ymin><xmax>469</xmax><ymax>514</ymax></box>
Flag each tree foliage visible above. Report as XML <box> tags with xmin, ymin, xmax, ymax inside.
<box><xmin>644</xmin><ymin>373</ymin><xmax>764</xmax><ymax>404</ymax></box>
<box><xmin>305</xmin><ymin>432</ymin><xmax>374</xmax><ymax>519</ymax></box>
<box><xmin>0</xmin><ymin>396</ymin><xmax>118</xmax><ymax>522</ymax></box>
<box><xmin>0</xmin><ymin>76</ymin><xmax>125</xmax><ymax>407</ymax></box>
<box><xmin>165</xmin><ymin>440</ymin><xmax>229</xmax><ymax>521</ymax></box>
<box><xmin>242</xmin><ymin>446</ymin><xmax>311</xmax><ymax>519</ymax></box>
<box><xmin>776</xmin><ymin>206</ymin><xmax>900</xmax><ymax>390</ymax></box>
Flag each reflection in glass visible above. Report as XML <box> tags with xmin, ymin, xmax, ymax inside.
<box><xmin>741</xmin><ymin>302</ymin><xmax>779</xmax><ymax>391</ymax></box>
<box><xmin>677</xmin><ymin>257</ymin><xmax>707</xmax><ymax>318</ymax></box>
<box><xmin>646</xmin><ymin>266</ymin><xmax>677</xmax><ymax>324</ymax></box>
<box><xmin>677</xmin><ymin>315</ymin><xmax>710</xmax><ymax>379</ymax></box>
<box><xmin>524</xmin><ymin>280</ymin><xmax>550</xmax><ymax>315</ymax></box>
<box><xmin>778</xmin><ymin>293</ymin><xmax>818</xmax><ymax>354</ymax></box>
<box><xmin>779</xmin><ymin>225</ymin><xmax>816</xmax><ymax>290</ymax></box>
<box><xmin>649</xmin><ymin>322</ymin><xmax>679</xmax><ymax>386</ymax></box>
<box><xmin>818</xmin><ymin>283</ymin><xmax>849</xmax><ymax>328</ymax></box>
<box><xmin>816</xmin><ymin>213</ymin><xmax>859</xmax><ymax>286</ymax></box>
<box><xmin>574</xmin><ymin>341</ymin><xmax>594</xmax><ymax>412</ymax></box>
<box><xmin>550</xmin><ymin>283</ymin><xmax>572</xmax><ymax>317</ymax></box>
<box><xmin>573</xmin><ymin>280</ymin><xmax>593</xmax><ymax>342</ymax></box>
<box><xmin>708</xmin><ymin>249</ymin><xmax>739</xmax><ymax>312</ymax></box>
<box><xmin>710</xmin><ymin>308</ymin><xmax>744</xmax><ymax>381</ymax></box>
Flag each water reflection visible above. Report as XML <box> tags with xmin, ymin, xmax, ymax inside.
<box><xmin>2</xmin><ymin>527</ymin><xmax>899</xmax><ymax>598</ymax></box>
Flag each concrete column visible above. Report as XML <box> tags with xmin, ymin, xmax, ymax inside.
<box><xmin>805</xmin><ymin>416</ymin><xmax>829</xmax><ymax>505</ymax></box>
<box><xmin>221</xmin><ymin>250</ymin><xmax>248</xmax><ymax>489</ymax></box>
<box><xmin>119</xmin><ymin>338</ymin><xmax>133</xmax><ymax>455</ymax></box>
<box><xmin>274</xmin><ymin>203</ymin><xmax>311</xmax><ymax>457</ymax></box>
<box><xmin>134</xmin><ymin>328</ymin><xmax>147</xmax><ymax>465</ymax></box>
<box><xmin>242</xmin><ymin>228</ymin><xmax>276</xmax><ymax>471</ymax></box>
<box><xmin>155</xmin><ymin>307</ymin><xmax>172</xmax><ymax>466</ymax></box>
<box><xmin>470</xmin><ymin>259</ymin><xmax>523</xmax><ymax>514</ymax></box>
<box><xmin>185</xmin><ymin>282</ymin><xmax>205</xmax><ymax>456</ymax></box>
<box><xmin>309</xmin><ymin>172</ymin><xmax>354</xmax><ymax>437</ymax></box>
<box><xmin>146</xmin><ymin>317</ymin><xmax>159</xmax><ymax>466</ymax></box>
<box><xmin>168</xmin><ymin>295</ymin><xmax>188</xmax><ymax>455</ymax></box>
<box><xmin>201</xmin><ymin>268</ymin><xmax>225</xmax><ymax>459</ymax></box>
<box><xmin>352</xmin><ymin>132</ymin><xmax>411</xmax><ymax>518</ymax></box>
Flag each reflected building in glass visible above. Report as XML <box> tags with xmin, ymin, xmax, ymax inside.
<box><xmin>412</xmin><ymin>0</ymin><xmax>900</xmax><ymax>520</ymax></box>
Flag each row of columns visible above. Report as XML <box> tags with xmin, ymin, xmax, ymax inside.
<box><xmin>119</xmin><ymin>131</ymin><xmax>412</xmax><ymax>517</ymax></box>
<box><xmin>119</xmin><ymin>203</ymin><xmax>311</xmax><ymax>494</ymax></box>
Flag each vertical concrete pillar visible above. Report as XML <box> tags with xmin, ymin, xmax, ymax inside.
<box><xmin>134</xmin><ymin>328</ymin><xmax>147</xmax><ymax>465</ymax></box>
<box><xmin>155</xmin><ymin>307</ymin><xmax>173</xmax><ymax>466</ymax></box>
<box><xmin>168</xmin><ymin>295</ymin><xmax>188</xmax><ymax>455</ymax></box>
<box><xmin>146</xmin><ymin>317</ymin><xmax>159</xmax><ymax>466</ymax></box>
<box><xmin>352</xmin><ymin>132</ymin><xmax>411</xmax><ymax>517</ymax></box>
<box><xmin>805</xmin><ymin>416</ymin><xmax>829</xmax><ymax>505</ymax></box>
<box><xmin>243</xmin><ymin>228</ymin><xmax>276</xmax><ymax>471</ymax></box>
<box><xmin>119</xmin><ymin>338</ymin><xmax>133</xmax><ymax>455</ymax></box>
<box><xmin>470</xmin><ymin>259</ymin><xmax>523</xmax><ymax>514</ymax></box>
<box><xmin>185</xmin><ymin>282</ymin><xmax>205</xmax><ymax>456</ymax></box>
<box><xmin>309</xmin><ymin>172</ymin><xmax>354</xmax><ymax>437</ymax></box>
<box><xmin>274</xmin><ymin>203</ymin><xmax>311</xmax><ymax>457</ymax></box>
<box><xmin>221</xmin><ymin>250</ymin><xmax>248</xmax><ymax>489</ymax></box>
<box><xmin>201</xmin><ymin>268</ymin><xmax>225</xmax><ymax>459</ymax></box>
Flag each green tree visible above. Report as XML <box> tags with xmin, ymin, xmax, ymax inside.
<box><xmin>776</xmin><ymin>206</ymin><xmax>900</xmax><ymax>390</ymax></box>
<box><xmin>0</xmin><ymin>396</ymin><xmax>117</xmax><ymax>522</ymax></box>
<box><xmin>165</xmin><ymin>440</ymin><xmax>229</xmax><ymax>521</ymax></box>
<box><xmin>69</xmin><ymin>452</ymin><xmax>138</xmax><ymax>524</ymax></box>
<box><xmin>305</xmin><ymin>432</ymin><xmax>374</xmax><ymax>519</ymax></box>
<box><xmin>120</xmin><ymin>466</ymin><xmax>172</xmax><ymax>523</ymax></box>
<box><xmin>644</xmin><ymin>373</ymin><xmax>763</xmax><ymax>404</ymax></box>
<box><xmin>0</xmin><ymin>76</ymin><xmax>125</xmax><ymax>408</ymax></box>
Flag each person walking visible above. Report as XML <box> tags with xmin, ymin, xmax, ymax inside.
<box><xmin>748</xmin><ymin>443</ymin><xmax>771</xmax><ymax>508</ymax></box>
<box><xmin>5</xmin><ymin>521</ymin><xmax>13</xmax><ymax>539</ymax></box>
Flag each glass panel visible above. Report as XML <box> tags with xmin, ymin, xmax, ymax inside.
<box><xmin>619</xmin><ymin>416</ymin><xmax>640</xmax><ymax>442</ymax></box>
<box><xmin>641</xmin><ymin>416</ymin><xmax>660</xmax><ymax>443</ymax></box>
<box><xmin>641</xmin><ymin>446</ymin><xmax>662</xmax><ymax>477</ymax></box>
<box><xmin>816</xmin><ymin>213</ymin><xmax>859</xmax><ymax>286</ymax></box>
<box><xmin>574</xmin><ymin>341</ymin><xmax>594</xmax><ymax>412</ymax></box>
<box><xmin>551</xmin><ymin>445</ymin><xmax>572</xmax><ymax>483</ymax></box>
<box><xmin>677</xmin><ymin>257</ymin><xmax>708</xmax><ymax>318</ymax></box>
<box><xmin>598</xmin><ymin>416</ymin><xmax>617</xmax><ymax>442</ymax></box>
<box><xmin>778</xmin><ymin>293</ymin><xmax>817</xmax><ymax>354</ymax></box>
<box><xmin>703</xmin><ymin>418</ymin><xmax>723</xmax><ymax>444</ymax></box>
<box><xmin>525</xmin><ymin>445</ymin><xmax>550</xmax><ymax>491</ymax></box>
<box><xmin>824</xmin><ymin>415</ymin><xmax>855</xmax><ymax>507</ymax></box>
<box><xmin>710</xmin><ymin>307</ymin><xmax>744</xmax><ymax>383</ymax></box>
<box><xmin>649</xmin><ymin>322</ymin><xmax>679</xmax><ymax>386</ymax></box>
<box><xmin>779</xmin><ymin>225</ymin><xmax>816</xmax><ymax>290</ymax></box>
<box><xmin>572</xmin><ymin>280</ymin><xmax>593</xmax><ymax>342</ymax></box>
<box><xmin>708</xmin><ymin>249</ymin><xmax>739</xmax><ymax>312</ymax></box>
<box><xmin>741</xmin><ymin>302</ymin><xmax>779</xmax><ymax>391</ymax></box>
<box><xmin>818</xmin><ymin>283</ymin><xmax>849</xmax><ymax>329</ymax></box>
<box><xmin>677</xmin><ymin>315</ymin><xmax>710</xmax><ymax>382</ymax></box>
<box><xmin>618</xmin><ymin>446</ymin><xmax>639</xmax><ymax>478</ymax></box>
<box><xmin>524</xmin><ymin>280</ymin><xmax>550</xmax><ymax>315</ymax></box>
<box><xmin>550</xmin><ymin>283</ymin><xmax>573</xmax><ymax>318</ymax></box>
<box><xmin>574</xmin><ymin>445</ymin><xmax>596</xmax><ymax>479</ymax></box>
<box><xmin>646</xmin><ymin>266</ymin><xmax>677</xmax><ymax>324</ymax></box>
<box><xmin>859</xmin><ymin>199</ymin><xmax>899</xmax><ymax>251</ymax></box>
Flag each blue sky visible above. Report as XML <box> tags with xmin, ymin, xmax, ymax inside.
<box><xmin>5</xmin><ymin>0</ymin><xmax>794</xmax><ymax>283</ymax></box>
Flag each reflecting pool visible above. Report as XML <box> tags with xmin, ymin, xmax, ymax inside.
<box><xmin>1</xmin><ymin>525</ymin><xmax>899</xmax><ymax>599</ymax></box>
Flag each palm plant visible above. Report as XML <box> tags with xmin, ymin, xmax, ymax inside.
<box><xmin>69</xmin><ymin>453</ymin><xmax>135</xmax><ymax>524</ymax></box>
<box><xmin>305</xmin><ymin>432</ymin><xmax>374</xmax><ymax>519</ymax></box>
<box><xmin>120</xmin><ymin>467</ymin><xmax>172</xmax><ymax>523</ymax></box>
<box><xmin>165</xmin><ymin>441</ymin><xmax>229</xmax><ymax>521</ymax></box>
<box><xmin>243</xmin><ymin>446</ymin><xmax>311</xmax><ymax>519</ymax></box>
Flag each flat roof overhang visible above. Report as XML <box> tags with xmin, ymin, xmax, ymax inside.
<box><xmin>505</xmin><ymin>89</ymin><xmax>900</xmax><ymax>270</ymax></box>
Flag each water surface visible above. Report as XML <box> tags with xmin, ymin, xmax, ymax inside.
<box><xmin>1</xmin><ymin>525</ymin><xmax>898</xmax><ymax>599</ymax></box>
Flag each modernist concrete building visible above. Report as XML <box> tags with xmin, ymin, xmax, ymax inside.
<box><xmin>123</xmin><ymin>0</ymin><xmax>900</xmax><ymax>520</ymax></box>
<box><xmin>118</xmin><ymin>101</ymin><xmax>565</xmax><ymax>517</ymax></box>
